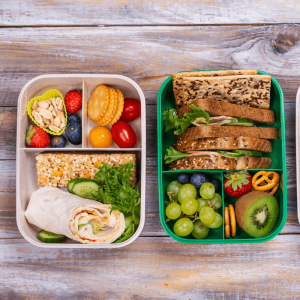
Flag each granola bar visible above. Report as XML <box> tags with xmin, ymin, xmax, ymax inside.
<box><xmin>36</xmin><ymin>153</ymin><xmax>137</xmax><ymax>187</ymax></box>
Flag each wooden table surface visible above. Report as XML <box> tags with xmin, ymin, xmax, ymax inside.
<box><xmin>1</xmin><ymin>1</ymin><xmax>300</xmax><ymax>299</ymax></box>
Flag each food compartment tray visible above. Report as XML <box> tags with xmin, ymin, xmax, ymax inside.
<box><xmin>157</xmin><ymin>70</ymin><xmax>287</xmax><ymax>244</ymax></box>
<box><xmin>17</xmin><ymin>74</ymin><xmax>146</xmax><ymax>248</ymax></box>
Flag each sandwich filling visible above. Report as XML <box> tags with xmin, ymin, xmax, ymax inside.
<box><xmin>192</xmin><ymin>116</ymin><xmax>254</xmax><ymax>127</ymax></box>
<box><xmin>69</xmin><ymin>206</ymin><xmax>124</xmax><ymax>243</ymax></box>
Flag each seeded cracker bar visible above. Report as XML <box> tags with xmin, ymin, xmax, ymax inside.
<box><xmin>182</xmin><ymin>75</ymin><xmax>271</xmax><ymax>109</ymax></box>
<box><xmin>172</xmin><ymin>70</ymin><xmax>257</xmax><ymax>108</ymax></box>
<box><xmin>36</xmin><ymin>153</ymin><xmax>137</xmax><ymax>187</ymax></box>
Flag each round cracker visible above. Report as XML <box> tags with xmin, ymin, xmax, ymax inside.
<box><xmin>109</xmin><ymin>88</ymin><xmax>124</xmax><ymax>126</ymax></box>
<box><xmin>100</xmin><ymin>88</ymin><xmax>118</xmax><ymax>126</ymax></box>
<box><xmin>88</xmin><ymin>85</ymin><xmax>109</xmax><ymax>122</ymax></box>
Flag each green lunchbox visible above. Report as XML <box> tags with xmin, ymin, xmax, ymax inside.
<box><xmin>157</xmin><ymin>70</ymin><xmax>287</xmax><ymax>244</ymax></box>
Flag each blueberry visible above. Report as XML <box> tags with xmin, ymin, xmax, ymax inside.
<box><xmin>65</xmin><ymin>122</ymin><xmax>82</xmax><ymax>145</ymax></box>
<box><xmin>177</xmin><ymin>173</ymin><xmax>189</xmax><ymax>184</ymax></box>
<box><xmin>189</xmin><ymin>173</ymin><xmax>207</xmax><ymax>189</ymax></box>
<box><xmin>68</xmin><ymin>114</ymin><xmax>81</xmax><ymax>124</ymax></box>
<box><xmin>68</xmin><ymin>138</ymin><xmax>82</xmax><ymax>145</ymax></box>
<box><xmin>50</xmin><ymin>135</ymin><xmax>66</xmax><ymax>148</ymax></box>
<box><xmin>210</xmin><ymin>178</ymin><xmax>221</xmax><ymax>193</ymax></box>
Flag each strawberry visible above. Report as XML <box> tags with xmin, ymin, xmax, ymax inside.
<box><xmin>223</xmin><ymin>170</ymin><xmax>252</xmax><ymax>197</ymax></box>
<box><xmin>65</xmin><ymin>90</ymin><xmax>82</xmax><ymax>113</ymax></box>
<box><xmin>26</xmin><ymin>125</ymin><xmax>50</xmax><ymax>148</ymax></box>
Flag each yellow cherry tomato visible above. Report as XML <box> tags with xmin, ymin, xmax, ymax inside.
<box><xmin>89</xmin><ymin>126</ymin><xmax>112</xmax><ymax>148</ymax></box>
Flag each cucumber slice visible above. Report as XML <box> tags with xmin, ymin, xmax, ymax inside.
<box><xmin>67</xmin><ymin>178</ymin><xmax>95</xmax><ymax>194</ymax></box>
<box><xmin>223</xmin><ymin>118</ymin><xmax>254</xmax><ymax>127</ymax></box>
<box><xmin>72</xmin><ymin>180</ymin><xmax>100</xmax><ymax>200</ymax></box>
<box><xmin>67</xmin><ymin>178</ymin><xmax>77</xmax><ymax>193</ymax></box>
<box><xmin>216</xmin><ymin>151</ymin><xmax>244</xmax><ymax>157</ymax></box>
<box><xmin>38</xmin><ymin>230</ymin><xmax>65</xmax><ymax>243</ymax></box>
<box><xmin>232</xmin><ymin>150</ymin><xmax>263</xmax><ymax>156</ymax></box>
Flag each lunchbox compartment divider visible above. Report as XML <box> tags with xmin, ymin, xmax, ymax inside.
<box><xmin>221</xmin><ymin>170</ymin><xmax>225</xmax><ymax>240</ymax></box>
<box><xmin>82</xmin><ymin>79</ymin><xmax>88</xmax><ymax>148</ymax></box>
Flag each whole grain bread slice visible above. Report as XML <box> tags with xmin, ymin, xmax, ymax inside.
<box><xmin>177</xmin><ymin>126</ymin><xmax>278</xmax><ymax>141</ymax></box>
<box><xmin>172</xmin><ymin>70</ymin><xmax>257</xmax><ymax>107</ymax></box>
<box><xmin>174</xmin><ymin>136</ymin><xmax>272</xmax><ymax>153</ymax></box>
<box><xmin>169</xmin><ymin>155</ymin><xmax>272</xmax><ymax>171</ymax></box>
<box><xmin>181</xmin><ymin>75</ymin><xmax>271</xmax><ymax>109</ymax></box>
<box><xmin>178</xmin><ymin>98</ymin><xmax>275</xmax><ymax>125</ymax></box>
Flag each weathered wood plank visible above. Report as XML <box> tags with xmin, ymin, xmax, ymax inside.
<box><xmin>0</xmin><ymin>0</ymin><xmax>300</xmax><ymax>26</ymax></box>
<box><xmin>0</xmin><ymin>25</ymin><xmax>300</xmax><ymax>106</ymax></box>
<box><xmin>0</xmin><ymin>235</ymin><xmax>300</xmax><ymax>299</ymax></box>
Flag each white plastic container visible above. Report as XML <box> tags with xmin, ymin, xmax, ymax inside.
<box><xmin>16</xmin><ymin>74</ymin><xmax>146</xmax><ymax>248</ymax></box>
<box><xmin>296</xmin><ymin>87</ymin><xmax>300</xmax><ymax>224</ymax></box>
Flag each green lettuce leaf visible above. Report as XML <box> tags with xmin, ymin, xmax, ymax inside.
<box><xmin>94</xmin><ymin>162</ymin><xmax>140</xmax><ymax>214</ymax></box>
<box><xmin>174</xmin><ymin>104</ymin><xmax>210</xmax><ymax>135</ymax></box>
<box><xmin>162</xmin><ymin>108</ymin><xmax>177</xmax><ymax>132</ymax></box>
<box><xmin>162</xmin><ymin>104</ymin><xmax>210</xmax><ymax>135</ymax></box>
<box><xmin>164</xmin><ymin>146</ymin><xmax>189</xmax><ymax>164</ymax></box>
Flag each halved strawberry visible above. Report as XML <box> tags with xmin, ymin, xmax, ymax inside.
<box><xmin>223</xmin><ymin>170</ymin><xmax>252</xmax><ymax>198</ymax></box>
<box><xmin>26</xmin><ymin>125</ymin><xmax>50</xmax><ymax>148</ymax></box>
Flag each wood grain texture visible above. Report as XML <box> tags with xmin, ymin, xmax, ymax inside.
<box><xmin>1</xmin><ymin>8</ymin><xmax>300</xmax><ymax>298</ymax></box>
<box><xmin>1</xmin><ymin>235</ymin><xmax>300</xmax><ymax>299</ymax></box>
<box><xmin>1</xmin><ymin>0</ymin><xmax>300</xmax><ymax>26</ymax></box>
<box><xmin>0</xmin><ymin>25</ymin><xmax>300</xmax><ymax>106</ymax></box>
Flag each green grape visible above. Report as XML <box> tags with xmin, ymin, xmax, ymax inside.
<box><xmin>167</xmin><ymin>180</ymin><xmax>182</xmax><ymax>200</ymax></box>
<box><xmin>197</xmin><ymin>198</ymin><xmax>209</xmax><ymax>212</ymax></box>
<box><xmin>208</xmin><ymin>193</ymin><xmax>222</xmax><ymax>209</ymax></box>
<box><xmin>173</xmin><ymin>218</ymin><xmax>193</xmax><ymax>237</ymax></box>
<box><xmin>178</xmin><ymin>184</ymin><xmax>197</xmax><ymax>204</ymax></box>
<box><xmin>181</xmin><ymin>197</ymin><xmax>198</xmax><ymax>215</ymax></box>
<box><xmin>200</xmin><ymin>182</ymin><xmax>215</xmax><ymax>199</ymax></box>
<box><xmin>165</xmin><ymin>203</ymin><xmax>181</xmax><ymax>219</ymax></box>
<box><xmin>192</xmin><ymin>220</ymin><xmax>209</xmax><ymax>239</ymax></box>
<box><xmin>204</xmin><ymin>213</ymin><xmax>223</xmax><ymax>229</ymax></box>
<box><xmin>199</xmin><ymin>207</ymin><xmax>216</xmax><ymax>225</ymax></box>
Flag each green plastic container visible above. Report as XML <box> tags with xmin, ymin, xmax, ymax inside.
<box><xmin>157</xmin><ymin>70</ymin><xmax>287</xmax><ymax>244</ymax></box>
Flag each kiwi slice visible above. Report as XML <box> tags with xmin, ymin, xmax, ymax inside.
<box><xmin>235</xmin><ymin>191</ymin><xmax>279</xmax><ymax>238</ymax></box>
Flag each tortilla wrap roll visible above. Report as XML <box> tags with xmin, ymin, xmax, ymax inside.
<box><xmin>25</xmin><ymin>187</ymin><xmax>125</xmax><ymax>244</ymax></box>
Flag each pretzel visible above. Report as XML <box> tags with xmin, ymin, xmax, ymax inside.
<box><xmin>224</xmin><ymin>207</ymin><xmax>230</xmax><ymax>238</ymax></box>
<box><xmin>252</xmin><ymin>171</ymin><xmax>280</xmax><ymax>192</ymax></box>
<box><xmin>228</xmin><ymin>204</ymin><xmax>236</xmax><ymax>237</ymax></box>
<box><xmin>269</xmin><ymin>182</ymin><xmax>279</xmax><ymax>196</ymax></box>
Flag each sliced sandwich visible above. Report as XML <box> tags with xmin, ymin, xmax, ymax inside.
<box><xmin>169</xmin><ymin>154</ymin><xmax>272</xmax><ymax>171</ymax></box>
<box><xmin>163</xmin><ymin>98</ymin><xmax>277</xmax><ymax>170</ymax></box>
<box><xmin>178</xmin><ymin>98</ymin><xmax>275</xmax><ymax>124</ymax></box>
<box><xmin>179</xmin><ymin>74</ymin><xmax>271</xmax><ymax>109</ymax></box>
<box><xmin>175</xmin><ymin>137</ymin><xmax>272</xmax><ymax>153</ymax></box>
<box><xmin>177</xmin><ymin>126</ymin><xmax>278</xmax><ymax>142</ymax></box>
<box><xmin>172</xmin><ymin>69</ymin><xmax>258</xmax><ymax>108</ymax></box>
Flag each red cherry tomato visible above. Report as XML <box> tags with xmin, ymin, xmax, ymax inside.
<box><xmin>111</xmin><ymin>121</ymin><xmax>137</xmax><ymax>148</ymax></box>
<box><xmin>120</xmin><ymin>98</ymin><xmax>141</xmax><ymax>122</ymax></box>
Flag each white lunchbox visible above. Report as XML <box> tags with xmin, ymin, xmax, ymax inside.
<box><xmin>16</xmin><ymin>74</ymin><xmax>146</xmax><ymax>248</ymax></box>
<box><xmin>296</xmin><ymin>87</ymin><xmax>300</xmax><ymax>224</ymax></box>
